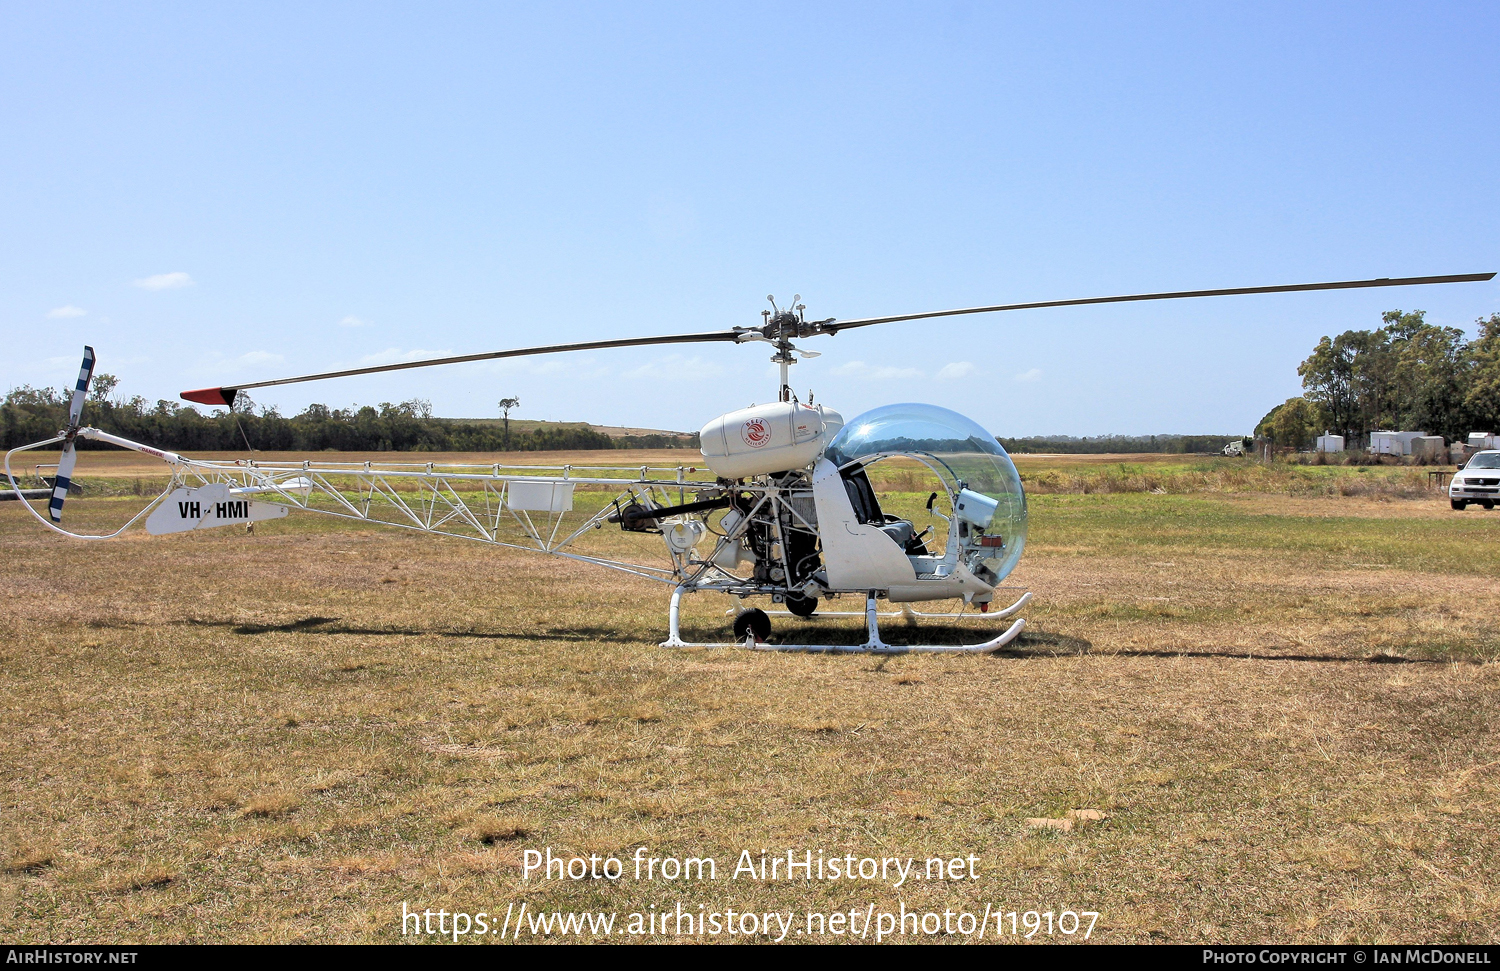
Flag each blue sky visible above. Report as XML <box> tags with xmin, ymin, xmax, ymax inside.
<box><xmin>3</xmin><ymin>2</ymin><xmax>1497</xmax><ymax>435</ymax></box>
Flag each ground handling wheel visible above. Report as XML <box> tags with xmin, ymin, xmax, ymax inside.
<box><xmin>732</xmin><ymin>608</ymin><xmax>772</xmax><ymax>643</ymax></box>
<box><xmin>784</xmin><ymin>593</ymin><xmax>819</xmax><ymax>618</ymax></box>
<box><xmin>1452</xmin><ymin>499</ymin><xmax>1467</xmax><ymax>510</ymax></box>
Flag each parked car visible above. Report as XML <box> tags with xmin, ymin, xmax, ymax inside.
<box><xmin>1450</xmin><ymin>450</ymin><xmax>1500</xmax><ymax>510</ymax></box>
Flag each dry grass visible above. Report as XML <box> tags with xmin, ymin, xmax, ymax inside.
<box><xmin>239</xmin><ymin>792</ymin><xmax>302</xmax><ymax>818</ymax></box>
<box><xmin>3</xmin><ymin>849</ymin><xmax>55</xmax><ymax>875</ymax></box>
<box><xmin>464</xmin><ymin>817</ymin><xmax>532</xmax><ymax>845</ymax></box>
<box><xmin>1017</xmin><ymin>463</ymin><xmax>1434</xmax><ymax>498</ymax></box>
<box><xmin>1</xmin><ymin>453</ymin><xmax>1498</xmax><ymax>943</ymax></box>
<box><xmin>855</xmin><ymin>452</ymin><xmax>1441</xmax><ymax>499</ymax></box>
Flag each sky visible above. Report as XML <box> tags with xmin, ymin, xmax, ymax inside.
<box><xmin>2</xmin><ymin>2</ymin><xmax>1497</xmax><ymax>437</ymax></box>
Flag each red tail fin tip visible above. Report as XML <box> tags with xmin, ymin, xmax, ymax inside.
<box><xmin>180</xmin><ymin>387</ymin><xmax>237</xmax><ymax>407</ymax></box>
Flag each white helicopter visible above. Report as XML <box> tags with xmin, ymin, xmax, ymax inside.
<box><xmin>6</xmin><ymin>272</ymin><xmax>1492</xmax><ymax>653</ymax></box>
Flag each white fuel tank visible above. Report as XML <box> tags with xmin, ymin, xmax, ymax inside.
<box><xmin>699</xmin><ymin>402</ymin><xmax>844</xmax><ymax>479</ymax></box>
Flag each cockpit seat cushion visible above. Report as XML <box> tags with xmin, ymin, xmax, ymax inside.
<box><xmin>879</xmin><ymin>520</ymin><xmax>915</xmax><ymax>548</ymax></box>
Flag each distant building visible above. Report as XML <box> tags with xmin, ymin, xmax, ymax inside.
<box><xmin>1369</xmin><ymin>431</ymin><xmax>1428</xmax><ymax>455</ymax></box>
<box><xmin>1412</xmin><ymin>436</ymin><xmax>1446</xmax><ymax>462</ymax></box>
<box><xmin>1470</xmin><ymin>432</ymin><xmax>1497</xmax><ymax>450</ymax></box>
<box><xmin>1316</xmin><ymin>431</ymin><xmax>1345</xmax><ymax>453</ymax></box>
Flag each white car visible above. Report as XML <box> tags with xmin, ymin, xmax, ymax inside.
<box><xmin>1451</xmin><ymin>450</ymin><xmax>1500</xmax><ymax>510</ymax></box>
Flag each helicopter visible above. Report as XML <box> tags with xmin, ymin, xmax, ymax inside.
<box><xmin>6</xmin><ymin>272</ymin><xmax>1493</xmax><ymax>653</ymax></box>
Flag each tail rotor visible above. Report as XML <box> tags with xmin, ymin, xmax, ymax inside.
<box><xmin>49</xmin><ymin>346</ymin><xmax>95</xmax><ymax>523</ymax></box>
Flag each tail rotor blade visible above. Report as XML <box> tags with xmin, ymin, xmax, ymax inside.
<box><xmin>68</xmin><ymin>346</ymin><xmax>96</xmax><ymax>428</ymax></box>
<box><xmin>50</xmin><ymin>346</ymin><xmax>95</xmax><ymax>523</ymax></box>
<box><xmin>49</xmin><ymin>443</ymin><xmax>77</xmax><ymax>523</ymax></box>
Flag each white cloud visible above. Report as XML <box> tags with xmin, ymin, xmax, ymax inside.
<box><xmin>133</xmin><ymin>271</ymin><xmax>194</xmax><ymax>290</ymax></box>
<box><xmin>833</xmin><ymin>360</ymin><xmax>925</xmax><ymax>381</ymax></box>
<box><xmin>624</xmin><ymin>353</ymin><xmax>725</xmax><ymax>381</ymax></box>
<box><xmin>47</xmin><ymin>305</ymin><xmax>87</xmax><ymax>318</ymax></box>
<box><xmin>339</xmin><ymin>315</ymin><xmax>369</xmax><ymax>328</ymax></box>
<box><xmin>475</xmin><ymin>356</ymin><xmax>613</xmax><ymax>381</ymax></box>
<box><xmin>43</xmin><ymin>353</ymin><xmax>148</xmax><ymax>369</ymax></box>
<box><xmin>357</xmin><ymin>348</ymin><xmax>452</xmax><ymax>366</ymax></box>
<box><xmin>936</xmin><ymin>361</ymin><xmax>975</xmax><ymax>381</ymax></box>
<box><xmin>1015</xmin><ymin>367</ymin><xmax>1043</xmax><ymax>383</ymax></box>
<box><xmin>525</xmin><ymin>358</ymin><xmax>593</xmax><ymax>376</ymax></box>
<box><xmin>195</xmin><ymin>350</ymin><xmax>285</xmax><ymax>376</ymax></box>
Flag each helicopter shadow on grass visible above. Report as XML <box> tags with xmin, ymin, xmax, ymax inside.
<box><xmin>182</xmin><ymin>616</ymin><xmax>656</xmax><ymax>645</ymax></box>
<box><xmin>720</xmin><ymin>621</ymin><xmax>1468</xmax><ymax>665</ymax></box>
<box><xmin>1090</xmin><ymin>646</ymin><xmax>1476</xmax><ymax>666</ymax></box>
<box><xmin>180</xmin><ymin>617</ymin><xmax>1466</xmax><ymax>664</ymax></box>
<box><xmin>1017</xmin><ymin>628</ymin><xmax>1469</xmax><ymax>666</ymax></box>
<box><xmin>672</xmin><ymin>620</ymin><xmax>1097</xmax><ymax>658</ymax></box>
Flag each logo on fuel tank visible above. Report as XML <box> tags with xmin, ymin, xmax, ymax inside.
<box><xmin>741</xmin><ymin>417</ymin><xmax>771</xmax><ymax>448</ymax></box>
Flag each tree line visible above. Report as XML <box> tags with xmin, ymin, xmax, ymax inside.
<box><xmin>1257</xmin><ymin>310</ymin><xmax>1500</xmax><ymax>450</ymax></box>
<box><xmin>0</xmin><ymin>383</ymin><xmax>698</xmax><ymax>453</ymax></box>
<box><xmin>999</xmin><ymin>434</ymin><xmax>1241</xmax><ymax>454</ymax></box>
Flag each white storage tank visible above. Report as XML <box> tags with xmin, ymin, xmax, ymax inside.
<box><xmin>699</xmin><ymin>402</ymin><xmax>844</xmax><ymax>479</ymax></box>
<box><xmin>1316</xmin><ymin>431</ymin><xmax>1345</xmax><ymax>453</ymax></box>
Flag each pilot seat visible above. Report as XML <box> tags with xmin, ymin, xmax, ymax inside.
<box><xmin>840</xmin><ymin>465</ymin><xmax>929</xmax><ymax>556</ymax></box>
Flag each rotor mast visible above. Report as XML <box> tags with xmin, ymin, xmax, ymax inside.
<box><xmin>763</xmin><ymin>295</ymin><xmax>818</xmax><ymax>403</ymax></box>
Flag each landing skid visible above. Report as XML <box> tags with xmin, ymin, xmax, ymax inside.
<box><xmin>660</xmin><ymin>587</ymin><xmax>1029</xmax><ymax>654</ymax></box>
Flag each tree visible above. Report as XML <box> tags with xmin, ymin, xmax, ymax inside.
<box><xmin>1298</xmin><ymin>333</ymin><xmax>1361</xmax><ymax>439</ymax></box>
<box><xmin>497</xmin><ymin>397</ymin><xmax>520</xmax><ymax>448</ymax></box>
<box><xmin>89</xmin><ymin>373</ymin><xmax>120</xmax><ymax>403</ymax></box>
<box><xmin>1256</xmin><ymin>397</ymin><xmax>1321</xmax><ymax>450</ymax></box>
<box><xmin>1466</xmin><ymin>313</ymin><xmax>1500</xmax><ymax>434</ymax></box>
<box><xmin>1297</xmin><ymin>308</ymin><xmax>1482</xmax><ymax>444</ymax></box>
<box><xmin>1391</xmin><ymin>316</ymin><xmax>1469</xmax><ymax>439</ymax></box>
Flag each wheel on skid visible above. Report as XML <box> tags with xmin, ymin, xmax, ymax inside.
<box><xmin>733</xmin><ymin>608</ymin><xmax>772</xmax><ymax>642</ymax></box>
<box><xmin>1452</xmin><ymin>499</ymin><xmax>1467</xmax><ymax>510</ymax></box>
<box><xmin>784</xmin><ymin>593</ymin><xmax>819</xmax><ymax>618</ymax></box>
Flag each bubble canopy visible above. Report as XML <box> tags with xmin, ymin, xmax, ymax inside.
<box><xmin>823</xmin><ymin>403</ymin><xmax>1028</xmax><ymax>581</ymax></box>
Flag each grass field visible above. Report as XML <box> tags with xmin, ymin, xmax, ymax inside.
<box><xmin>1</xmin><ymin>450</ymin><xmax>1497</xmax><ymax>944</ymax></box>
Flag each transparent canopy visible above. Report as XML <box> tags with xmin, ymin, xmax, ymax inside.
<box><xmin>823</xmin><ymin>403</ymin><xmax>1027</xmax><ymax>581</ymax></box>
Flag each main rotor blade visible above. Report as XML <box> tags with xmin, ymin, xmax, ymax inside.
<box><xmin>823</xmin><ymin>272</ymin><xmax>1497</xmax><ymax>332</ymax></box>
<box><xmin>181</xmin><ymin>330</ymin><xmax>744</xmax><ymax>407</ymax></box>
